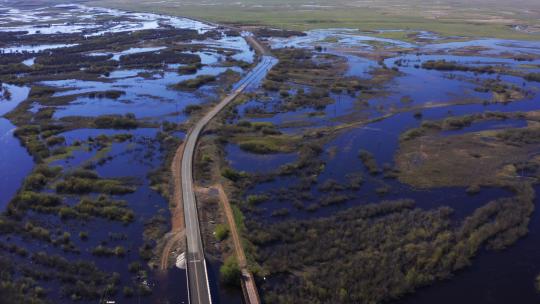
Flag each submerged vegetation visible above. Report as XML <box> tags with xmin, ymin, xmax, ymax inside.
<box><xmin>422</xmin><ymin>60</ymin><xmax>496</xmax><ymax>73</ymax></box>
<box><xmin>525</xmin><ymin>73</ymin><xmax>540</xmax><ymax>82</ymax></box>
<box><xmin>250</xmin><ymin>184</ymin><xmax>535</xmax><ymax>303</ymax></box>
<box><xmin>0</xmin><ymin>3</ymin><xmax>256</xmax><ymax>303</ymax></box>
<box><xmin>94</xmin><ymin>114</ymin><xmax>139</xmax><ymax>129</ymax></box>
<box><xmin>358</xmin><ymin>149</ymin><xmax>380</xmax><ymax>175</ymax></box>
<box><xmin>173</xmin><ymin>74</ymin><xmax>217</xmax><ymax>91</ymax></box>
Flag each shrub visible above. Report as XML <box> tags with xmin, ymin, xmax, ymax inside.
<box><xmin>525</xmin><ymin>73</ymin><xmax>540</xmax><ymax>82</ymax></box>
<box><xmin>58</xmin><ymin>207</ymin><xmax>77</xmax><ymax>220</ymax></box>
<box><xmin>422</xmin><ymin>60</ymin><xmax>495</xmax><ymax>74</ymax></box>
<box><xmin>466</xmin><ymin>184</ymin><xmax>481</xmax><ymax>195</ymax></box>
<box><xmin>442</xmin><ymin>116</ymin><xmax>475</xmax><ymax>130</ymax></box>
<box><xmin>178</xmin><ymin>63</ymin><xmax>201</xmax><ymax>75</ymax></box>
<box><xmin>15</xmin><ymin>191</ymin><xmax>62</xmax><ymax>209</ymax></box>
<box><xmin>35</xmin><ymin>165</ymin><xmax>62</xmax><ymax>178</ymax></box>
<box><xmin>58</xmin><ymin>232</ymin><xmax>71</xmax><ymax>244</ymax></box>
<box><xmin>29</xmin><ymin>87</ymin><xmax>55</xmax><ymax>98</ymax></box>
<box><xmin>128</xmin><ymin>262</ymin><xmax>142</xmax><ymax>273</ymax></box>
<box><xmin>91</xmin><ymin>245</ymin><xmax>109</xmax><ymax>256</ymax></box>
<box><xmin>375</xmin><ymin>186</ymin><xmax>390</xmax><ymax>195</ymax></box>
<box><xmin>400</xmin><ymin>128</ymin><xmax>426</xmax><ymax>141</ymax></box>
<box><xmin>123</xmin><ymin>286</ymin><xmax>134</xmax><ymax>298</ymax></box>
<box><xmin>246</xmin><ymin>194</ymin><xmax>269</xmax><ymax>205</ymax></box>
<box><xmin>79</xmin><ymin>231</ymin><xmax>88</xmax><ymax>240</ymax></box>
<box><xmin>220</xmin><ymin>256</ymin><xmax>241</xmax><ymax>287</ymax></box>
<box><xmin>320</xmin><ymin>195</ymin><xmax>349</xmax><ymax>206</ymax></box>
<box><xmin>215</xmin><ymin>224</ymin><xmax>229</xmax><ymax>241</ymax></box>
<box><xmin>262</xmin><ymin>80</ymin><xmax>280</xmax><ymax>91</ymax></box>
<box><xmin>46</xmin><ymin>136</ymin><xmax>65</xmax><ymax>146</ymax></box>
<box><xmin>271</xmin><ymin>208</ymin><xmax>290</xmax><ymax>217</ymax></box>
<box><xmin>91</xmin><ymin>245</ymin><xmax>126</xmax><ymax>257</ymax></box>
<box><xmin>183</xmin><ymin>104</ymin><xmax>202</xmax><ymax>114</ymax></box>
<box><xmin>318</xmin><ymin>179</ymin><xmax>346</xmax><ymax>192</ymax></box>
<box><xmin>358</xmin><ymin>150</ymin><xmax>380</xmax><ymax>175</ymax></box>
<box><xmin>346</xmin><ymin>173</ymin><xmax>364</xmax><ymax>190</ymax></box>
<box><xmin>56</xmin><ymin>177</ymin><xmax>135</xmax><ymax>195</ymax></box>
<box><xmin>51</xmin><ymin>146</ymin><xmax>68</xmax><ymax>156</ymax></box>
<box><xmin>173</xmin><ymin>75</ymin><xmax>216</xmax><ymax>91</ymax></box>
<box><xmin>74</xmin><ymin>197</ymin><xmax>135</xmax><ymax>222</ymax></box>
<box><xmin>139</xmin><ymin>243</ymin><xmax>153</xmax><ymax>261</ymax></box>
<box><xmin>239</xmin><ymin>142</ymin><xmax>270</xmax><ymax>153</ymax></box>
<box><xmin>24</xmin><ymin>223</ymin><xmax>51</xmax><ymax>241</ymax></box>
<box><xmin>104</xmin><ymin>90</ymin><xmax>125</xmax><ymax>99</ymax></box>
<box><xmin>94</xmin><ymin>114</ymin><xmax>138</xmax><ymax>129</ymax></box>
<box><xmin>236</xmin><ymin>120</ymin><xmax>252</xmax><ymax>128</ymax></box>
<box><xmin>222</xmin><ymin>168</ymin><xmax>244</xmax><ymax>182</ymax></box>
<box><xmin>67</xmin><ymin>169</ymin><xmax>99</xmax><ymax>180</ymax></box>
<box><xmin>114</xmin><ymin>246</ymin><xmax>126</xmax><ymax>257</ymax></box>
<box><xmin>23</xmin><ymin>173</ymin><xmax>47</xmax><ymax>191</ymax></box>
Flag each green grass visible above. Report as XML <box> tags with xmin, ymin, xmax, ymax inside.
<box><xmin>236</xmin><ymin>136</ymin><xmax>296</xmax><ymax>154</ymax></box>
<box><xmin>89</xmin><ymin>0</ymin><xmax>540</xmax><ymax>41</ymax></box>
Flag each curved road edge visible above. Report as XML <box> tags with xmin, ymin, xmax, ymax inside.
<box><xmin>181</xmin><ymin>35</ymin><xmax>275</xmax><ymax>304</ymax></box>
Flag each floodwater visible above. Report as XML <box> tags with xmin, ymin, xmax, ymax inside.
<box><xmin>1</xmin><ymin>43</ymin><xmax>79</xmax><ymax>53</ymax></box>
<box><xmin>43</xmin><ymin>63</ymin><xmax>243</xmax><ymax>120</ymax></box>
<box><xmin>0</xmin><ymin>84</ymin><xmax>33</xmax><ymax>209</ymax></box>
<box><xmin>226</xmin><ymin>28</ymin><xmax>540</xmax><ymax>303</ymax></box>
<box><xmin>88</xmin><ymin>47</ymin><xmax>168</xmax><ymax>61</ymax></box>
<box><xmin>0</xmin><ymin>4</ymin><xmax>256</xmax><ymax>304</ymax></box>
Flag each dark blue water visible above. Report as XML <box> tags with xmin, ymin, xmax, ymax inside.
<box><xmin>398</xmin><ymin>186</ymin><xmax>540</xmax><ymax>304</ymax></box>
<box><xmin>0</xmin><ymin>85</ymin><xmax>33</xmax><ymax>209</ymax></box>
<box><xmin>226</xmin><ymin>143</ymin><xmax>297</xmax><ymax>173</ymax></box>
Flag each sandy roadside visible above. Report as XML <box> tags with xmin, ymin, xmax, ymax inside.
<box><xmin>159</xmin><ymin>142</ymin><xmax>186</xmax><ymax>270</ymax></box>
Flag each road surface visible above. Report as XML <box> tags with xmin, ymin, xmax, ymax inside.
<box><xmin>182</xmin><ymin>38</ymin><xmax>275</xmax><ymax>304</ymax></box>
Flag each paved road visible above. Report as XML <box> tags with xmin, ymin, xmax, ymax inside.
<box><xmin>182</xmin><ymin>42</ymin><xmax>275</xmax><ymax>304</ymax></box>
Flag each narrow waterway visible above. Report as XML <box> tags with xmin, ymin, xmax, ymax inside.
<box><xmin>0</xmin><ymin>85</ymin><xmax>33</xmax><ymax>209</ymax></box>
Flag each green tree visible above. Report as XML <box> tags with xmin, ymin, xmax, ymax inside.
<box><xmin>220</xmin><ymin>256</ymin><xmax>241</xmax><ymax>287</ymax></box>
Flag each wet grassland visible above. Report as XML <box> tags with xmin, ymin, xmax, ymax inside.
<box><xmin>89</xmin><ymin>0</ymin><xmax>540</xmax><ymax>42</ymax></box>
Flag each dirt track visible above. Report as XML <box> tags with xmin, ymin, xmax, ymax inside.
<box><xmin>159</xmin><ymin>142</ymin><xmax>186</xmax><ymax>270</ymax></box>
<box><xmin>216</xmin><ymin>184</ymin><xmax>261</xmax><ymax>304</ymax></box>
<box><xmin>216</xmin><ymin>184</ymin><xmax>246</xmax><ymax>266</ymax></box>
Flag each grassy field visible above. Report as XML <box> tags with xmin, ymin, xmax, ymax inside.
<box><xmin>395</xmin><ymin>112</ymin><xmax>540</xmax><ymax>189</ymax></box>
<box><xmin>82</xmin><ymin>0</ymin><xmax>540</xmax><ymax>40</ymax></box>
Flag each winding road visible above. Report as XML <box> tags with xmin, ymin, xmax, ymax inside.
<box><xmin>181</xmin><ymin>36</ymin><xmax>274</xmax><ymax>304</ymax></box>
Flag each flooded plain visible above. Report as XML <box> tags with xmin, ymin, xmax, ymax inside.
<box><xmin>0</xmin><ymin>3</ymin><xmax>255</xmax><ymax>303</ymax></box>
<box><xmin>225</xmin><ymin>28</ymin><xmax>540</xmax><ymax>303</ymax></box>
<box><xmin>1</xmin><ymin>3</ymin><xmax>540</xmax><ymax>304</ymax></box>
